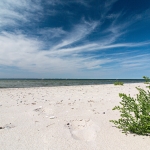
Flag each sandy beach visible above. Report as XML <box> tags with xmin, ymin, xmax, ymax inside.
<box><xmin>0</xmin><ymin>83</ymin><xmax>150</xmax><ymax>150</ymax></box>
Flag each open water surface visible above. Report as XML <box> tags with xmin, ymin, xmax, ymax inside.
<box><xmin>0</xmin><ymin>79</ymin><xmax>144</xmax><ymax>88</ymax></box>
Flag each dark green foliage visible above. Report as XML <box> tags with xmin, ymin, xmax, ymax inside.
<box><xmin>143</xmin><ymin>76</ymin><xmax>150</xmax><ymax>88</ymax></box>
<box><xmin>110</xmin><ymin>87</ymin><xmax>150</xmax><ymax>135</ymax></box>
<box><xmin>114</xmin><ymin>81</ymin><xmax>124</xmax><ymax>85</ymax></box>
<box><xmin>143</xmin><ymin>76</ymin><xmax>150</xmax><ymax>84</ymax></box>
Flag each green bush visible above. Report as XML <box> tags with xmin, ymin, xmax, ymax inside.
<box><xmin>143</xmin><ymin>76</ymin><xmax>150</xmax><ymax>88</ymax></box>
<box><xmin>110</xmin><ymin>86</ymin><xmax>150</xmax><ymax>135</ymax></box>
<box><xmin>143</xmin><ymin>76</ymin><xmax>150</xmax><ymax>84</ymax></box>
<box><xmin>114</xmin><ymin>81</ymin><xmax>124</xmax><ymax>86</ymax></box>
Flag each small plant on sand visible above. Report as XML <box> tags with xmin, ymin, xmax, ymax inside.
<box><xmin>114</xmin><ymin>81</ymin><xmax>124</xmax><ymax>86</ymax></box>
<box><xmin>143</xmin><ymin>76</ymin><xmax>150</xmax><ymax>84</ymax></box>
<box><xmin>110</xmin><ymin>79</ymin><xmax>150</xmax><ymax>135</ymax></box>
<box><xmin>143</xmin><ymin>76</ymin><xmax>150</xmax><ymax>88</ymax></box>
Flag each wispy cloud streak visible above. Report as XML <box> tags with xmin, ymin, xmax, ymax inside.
<box><xmin>0</xmin><ymin>0</ymin><xmax>43</xmax><ymax>28</ymax></box>
<box><xmin>52</xmin><ymin>21</ymin><xmax>99</xmax><ymax>50</ymax></box>
<box><xmin>0</xmin><ymin>0</ymin><xmax>150</xmax><ymax>78</ymax></box>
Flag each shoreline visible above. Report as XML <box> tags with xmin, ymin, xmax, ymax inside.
<box><xmin>0</xmin><ymin>83</ymin><xmax>150</xmax><ymax>150</ymax></box>
<box><xmin>0</xmin><ymin>82</ymin><xmax>145</xmax><ymax>89</ymax></box>
<box><xmin>0</xmin><ymin>79</ymin><xmax>144</xmax><ymax>89</ymax></box>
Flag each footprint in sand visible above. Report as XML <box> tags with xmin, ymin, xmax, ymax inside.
<box><xmin>67</xmin><ymin>119</ymin><xmax>99</xmax><ymax>142</ymax></box>
<box><xmin>34</xmin><ymin>107</ymin><xmax>55</xmax><ymax>119</ymax></box>
<box><xmin>1</xmin><ymin>123</ymin><xmax>16</xmax><ymax>129</ymax></box>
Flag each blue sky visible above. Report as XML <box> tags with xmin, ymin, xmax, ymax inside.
<box><xmin>0</xmin><ymin>0</ymin><xmax>150</xmax><ymax>79</ymax></box>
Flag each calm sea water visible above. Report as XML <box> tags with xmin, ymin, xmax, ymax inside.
<box><xmin>0</xmin><ymin>79</ymin><xmax>144</xmax><ymax>88</ymax></box>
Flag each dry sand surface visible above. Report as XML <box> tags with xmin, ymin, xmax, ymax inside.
<box><xmin>0</xmin><ymin>83</ymin><xmax>150</xmax><ymax>150</ymax></box>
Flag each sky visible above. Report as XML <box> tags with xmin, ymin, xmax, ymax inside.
<box><xmin>0</xmin><ymin>0</ymin><xmax>150</xmax><ymax>79</ymax></box>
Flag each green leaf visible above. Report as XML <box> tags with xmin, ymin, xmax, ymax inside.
<box><xmin>110</xmin><ymin>76</ymin><xmax>150</xmax><ymax>135</ymax></box>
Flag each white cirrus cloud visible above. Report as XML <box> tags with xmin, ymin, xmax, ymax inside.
<box><xmin>0</xmin><ymin>0</ymin><xmax>150</xmax><ymax>78</ymax></box>
<box><xmin>0</xmin><ymin>0</ymin><xmax>43</xmax><ymax>28</ymax></box>
<box><xmin>51</xmin><ymin>21</ymin><xmax>99</xmax><ymax>50</ymax></box>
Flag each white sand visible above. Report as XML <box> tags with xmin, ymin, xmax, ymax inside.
<box><xmin>0</xmin><ymin>83</ymin><xmax>150</xmax><ymax>150</ymax></box>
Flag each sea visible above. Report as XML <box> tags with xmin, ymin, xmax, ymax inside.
<box><xmin>0</xmin><ymin>79</ymin><xmax>144</xmax><ymax>88</ymax></box>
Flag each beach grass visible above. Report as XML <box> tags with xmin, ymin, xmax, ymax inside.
<box><xmin>114</xmin><ymin>81</ymin><xmax>124</xmax><ymax>85</ymax></box>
